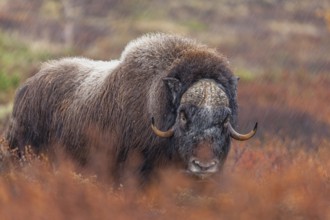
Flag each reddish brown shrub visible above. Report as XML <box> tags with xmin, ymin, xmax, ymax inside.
<box><xmin>0</xmin><ymin>73</ymin><xmax>329</xmax><ymax>219</ymax></box>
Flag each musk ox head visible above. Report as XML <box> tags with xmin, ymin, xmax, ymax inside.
<box><xmin>151</xmin><ymin>78</ymin><xmax>257</xmax><ymax>178</ymax></box>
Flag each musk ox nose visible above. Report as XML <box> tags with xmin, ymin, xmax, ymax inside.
<box><xmin>188</xmin><ymin>157</ymin><xmax>219</xmax><ymax>175</ymax></box>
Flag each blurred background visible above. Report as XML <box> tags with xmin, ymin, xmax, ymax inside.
<box><xmin>0</xmin><ymin>0</ymin><xmax>329</xmax><ymax>145</ymax></box>
<box><xmin>0</xmin><ymin>0</ymin><xmax>329</xmax><ymax>219</ymax></box>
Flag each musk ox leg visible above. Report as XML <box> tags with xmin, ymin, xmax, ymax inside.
<box><xmin>6</xmin><ymin>119</ymin><xmax>47</xmax><ymax>156</ymax></box>
<box><xmin>6</xmin><ymin>120</ymin><xmax>26</xmax><ymax>158</ymax></box>
<box><xmin>5</xmin><ymin>84</ymin><xmax>45</xmax><ymax>159</ymax></box>
<box><xmin>139</xmin><ymin>160</ymin><xmax>155</xmax><ymax>187</ymax></box>
<box><xmin>111</xmin><ymin>147</ymin><xmax>130</xmax><ymax>187</ymax></box>
<box><xmin>138</xmin><ymin>150</ymin><xmax>158</xmax><ymax>187</ymax></box>
<box><xmin>6</xmin><ymin>130</ymin><xmax>30</xmax><ymax>164</ymax></box>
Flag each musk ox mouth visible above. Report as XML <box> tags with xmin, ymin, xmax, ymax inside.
<box><xmin>185</xmin><ymin>170</ymin><xmax>218</xmax><ymax>179</ymax></box>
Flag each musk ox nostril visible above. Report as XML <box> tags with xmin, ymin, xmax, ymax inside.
<box><xmin>192</xmin><ymin>159</ymin><xmax>200</xmax><ymax>166</ymax></box>
<box><xmin>190</xmin><ymin>158</ymin><xmax>219</xmax><ymax>173</ymax></box>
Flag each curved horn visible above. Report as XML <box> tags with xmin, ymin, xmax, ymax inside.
<box><xmin>151</xmin><ymin>117</ymin><xmax>174</xmax><ymax>138</ymax></box>
<box><xmin>228</xmin><ymin>122</ymin><xmax>258</xmax><ymax>141</ymax></box>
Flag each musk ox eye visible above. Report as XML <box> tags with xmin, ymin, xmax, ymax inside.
<box><xmin>223</xmin><ymin>116</ymin><xmax>230</xmax><ymax>127</ymax></box>
<box><xmin>180</xmin><ymin>111</ymin><xmax>187</xmax><ymax>124</ymax></box>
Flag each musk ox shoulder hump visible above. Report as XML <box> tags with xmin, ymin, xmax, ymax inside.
<box><xmin>120</xmin><ymin>33</ymin><xmax>209</xmax><ymax>64</ymax></box>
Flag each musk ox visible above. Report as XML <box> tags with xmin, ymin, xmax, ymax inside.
<box><xmin>6</xmin><ymin>33</ymin><xmax>257</xmax><ymax>183</ymax></box>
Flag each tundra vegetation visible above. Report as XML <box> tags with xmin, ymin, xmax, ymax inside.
<box><xmin>0</xmin><ymin>0</ymin><xmax>329</xmax><ymax>219</ymax></box>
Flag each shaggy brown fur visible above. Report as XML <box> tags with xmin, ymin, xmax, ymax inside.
<box><xmin>6</xmin><ymin>33</ymin><xmax>238</xmax><ymax>183</ymax></box>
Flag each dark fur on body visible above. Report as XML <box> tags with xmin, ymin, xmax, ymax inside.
<box><xmin>6</xmin><ymin>33</ymin><xmax>238</xmax><ymax>183</ymax></box>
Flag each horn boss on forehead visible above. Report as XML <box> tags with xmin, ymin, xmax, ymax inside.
<box><xmin>181</xmin><ymin>79</ymin><xmax>229</xmax><ymax>107</ymax></box>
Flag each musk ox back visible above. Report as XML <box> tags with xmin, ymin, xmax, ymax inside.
<box><xmin>6</xmin><ymin>33</ymin><xmax>257</xmax><ymax>184</ymax></box>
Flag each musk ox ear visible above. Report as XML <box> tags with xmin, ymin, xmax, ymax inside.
<box><xmin>163</xmin><ymin>77</ymin><xmax>182</xmax><ymax>104</ymax></box>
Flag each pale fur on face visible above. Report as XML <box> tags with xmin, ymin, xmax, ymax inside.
<box><xmin>181</xmin><ymin>79</ymin><xmax>229</xmax><ymax>108</ymax></box>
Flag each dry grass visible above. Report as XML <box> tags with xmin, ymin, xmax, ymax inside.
<box><xmin>0</xmin><ymin>138</ymin><xmax>329</xmax><ymax>220</ymax></box>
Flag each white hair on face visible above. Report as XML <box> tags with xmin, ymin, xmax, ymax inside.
<box><xmin>181</xmin><ymin>79</ymin><xmax>229</xmax><ymax>108</ymax></box>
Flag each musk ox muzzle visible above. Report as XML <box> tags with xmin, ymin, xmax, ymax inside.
<box><xmin>151</xmin><ymin>117</ymin><xmax>257</xmax><ymax>177</ymax></box>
